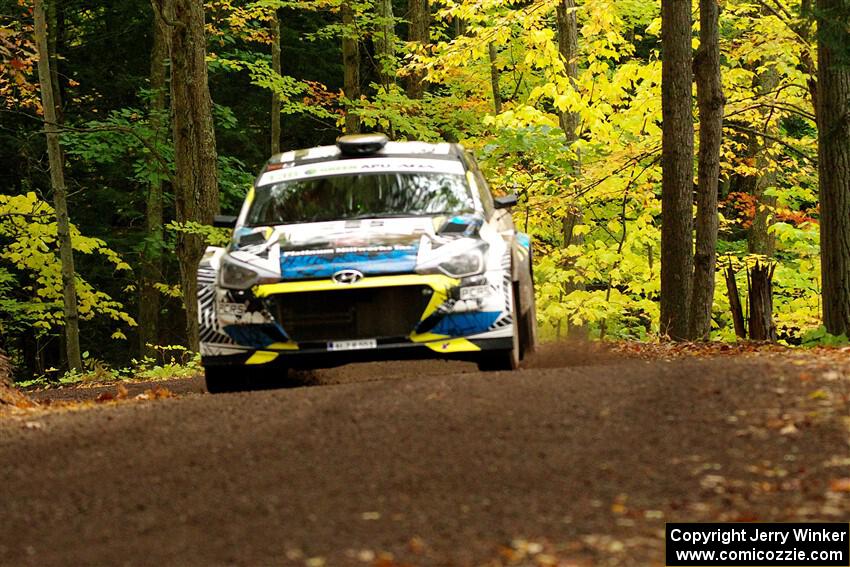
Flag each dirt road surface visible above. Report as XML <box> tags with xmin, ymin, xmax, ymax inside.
<box><xmin>1</xmin><ymin>343</ymin><xmax>848</xmax><ymax>566</ymax></box>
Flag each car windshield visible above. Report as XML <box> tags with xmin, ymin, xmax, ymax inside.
<box><xmin>246</xmin><ymin>172</ymin><xmax>475</xmax><ymax>226</ymax></box>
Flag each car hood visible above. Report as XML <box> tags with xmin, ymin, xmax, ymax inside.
<box><xmin>230</xmin><ymin>214</ymin><xmax>484</xmax><ymax>280</ymax></box>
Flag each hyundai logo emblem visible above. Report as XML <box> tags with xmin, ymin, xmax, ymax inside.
<box><xmin>332</xmin><ymin>269</ymin><xmax>364</xmax><ymax>285</ymax></box>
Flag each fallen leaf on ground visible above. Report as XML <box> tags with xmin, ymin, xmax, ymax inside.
<box><xmin>95</xmin><ymin>391</ymin><xmax>114</xmax><ymax>403</ymax></box>
<box><xmin>780</xmin><ymin>423</ymin><xmax>799</xmax><ymax>435</ymax></box>
<box><xmin>407</xmin><ymin>537</ymin><xmax>426</xmax><ymax>554</ymax></box>
<box><xmin>135</xmin><ymin>387</ymin><xmax>174</xmax><ymax>400</ymax></box>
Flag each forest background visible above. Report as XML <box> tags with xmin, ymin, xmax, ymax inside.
<box><xmin>0</xmin><ymin>0</ymin><xmax>847</xmax><ymax>380</ymax></box>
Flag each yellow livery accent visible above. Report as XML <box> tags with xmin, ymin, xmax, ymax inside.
<box><xmin>409</xmin><ymin>332</ymin><xmax>450</xmax><ymax>343</ymax></box>
<box><xmin>246</xmin><ymin>351</ymin><xmax>279</xmax><ymax>365</ymax></box>
<box><xmin>254</xmin><ymin>275</ymin><xmax>464</xmax><ymax>351</ymax></box>
<box><xmin>254</xmin><ymin>274</ymin><xmax>458</xmax><ymax>297</ymax></box>
<box><xmin>266</xmin><ymin>342</ymin><xmax>299</xmax><ymax>351</ymax></box>
<box><xmin>244</xmin><ymin>186</ymin><xmax>255</xmax><ymax>209</ymax></box>
<box><xmin>418</xmin><ymin>282</ymin><xmax>451</xmax><ymax>321</ymax></box>
<box><xmin>422</xmin><ymin>338</ymin><xmax>481</xmax><ymax>353</ymax></box>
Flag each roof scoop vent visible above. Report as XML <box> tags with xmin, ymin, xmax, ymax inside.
<box><xmin>337</xmin><ymin>133</ymin><xmax>389</xmax><ymax>157</ymax></box>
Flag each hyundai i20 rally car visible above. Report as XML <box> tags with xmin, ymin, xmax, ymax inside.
<box><xmin>198</xmin><ymin>134</ymin><xmax>537</xmax><ymax>393</ymax></box>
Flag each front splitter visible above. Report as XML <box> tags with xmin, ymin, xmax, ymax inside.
<box><xmin>201</xmin><ymin>337</ymin><xmax>513</xmax><ymax>369</ymax></box>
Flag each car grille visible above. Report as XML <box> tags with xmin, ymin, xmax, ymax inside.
<box><xmin>272</xmin><ymin>286</ymin><xmax>431</xmax><ymax>342</ymax></box>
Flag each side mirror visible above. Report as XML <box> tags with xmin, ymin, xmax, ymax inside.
<box><xmin>493</xmin><ymin>194</ymin><xmax>518</xmax><ymax>209</ymax></box>
<box><xmin>213</xmin><ymin>215</ymin><xmax>237</xmax><ymax>228</ymax></box>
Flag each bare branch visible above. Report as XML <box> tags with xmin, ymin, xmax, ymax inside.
<box><xmin>752</xmin><ymin>0</ymin><xmax>815</xmax><ymax>58</ymax></box>
<box><xmin>725</xmin><ymin>121</ymin><xmax>816</xmax><ymax>162</ymax></box>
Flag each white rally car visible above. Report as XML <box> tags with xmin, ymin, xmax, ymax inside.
<box><xmin>199</xmin><ymin>134</ymin><xmax>537</xmax><ymax>392</ymax></box>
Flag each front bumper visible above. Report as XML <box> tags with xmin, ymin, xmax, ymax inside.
<box><xmin>200</xmin><ymin>272</ymin><xmax>514</xmax><ymax>367</ymax></box>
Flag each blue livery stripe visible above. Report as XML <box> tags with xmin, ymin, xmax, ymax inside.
<box><xmin>429</xmin><ymin>311</ymin><xmax>502</xmax><ymax>336</ymax></box>
<box><xmin>223</xmin><ymin>324</ymin><xmax>288</xmax><ymax>348</ymax></box>
<box><xmin>280</xmin><ymin>249</ymin><xmax>418</xmax><ymax>279</ymax></box>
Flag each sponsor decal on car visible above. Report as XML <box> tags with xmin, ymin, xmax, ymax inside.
<box><xmin>257</xmin><ymin>158</ymin><xmax>465</xmax><ymax>186</ymax></box>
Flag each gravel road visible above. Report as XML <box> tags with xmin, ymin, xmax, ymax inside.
<box><xmin>1</xmin><ymin>343</ymin><xmax>848</xmax><ymax>566</ymax></box>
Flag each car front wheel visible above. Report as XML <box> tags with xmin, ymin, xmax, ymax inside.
<box><xmin>477</xmin><ymin>285</ymin><xmax>521</xmax><ymax>372</ymax></box>
<box><xmin>518</xmin><ymin>281</ymin><xmax>538</xmax><ymax>359</ymax></box>
<box><xmin>204</xmin><ymin>365</ymin><xmax>289</xmax><ymax>393</ymax></box>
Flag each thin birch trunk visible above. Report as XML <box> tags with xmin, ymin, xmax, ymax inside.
<box><xmin>139</xmin><ymin>0</ymin><xmax>171</xmax><ymax>357</ymax></box>
<box><xmin>270</xmin><ymin>9</ymin><xmax>281</xmax><ymax>154</ymax></box>
<box><xmin>374</xmin><ymin>0</ymin><xmax>395</xmax><ymax>89</ymax></box>
<box><xmin>34</xmin><ymin>0</ymin><xmax>82</xmax><ymax>371</ymax></box>
<box><xmin>488</xmin><ymin>43</ymin><xmax>502</xmax><ymax>114</ymax></box>
<box><xmin>341</xmin><ymin>1</ymin><xmax>360</xmax><ymax>133</ymax></box>
<box><xmin>556</xmin><ymin>0</ymin><xmax>585</xmax><ymax>337</ymax></box>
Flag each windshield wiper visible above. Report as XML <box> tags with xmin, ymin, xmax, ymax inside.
<box><xmin>346</xmin><ymin>212</ymin><xmax>417</xmax><ymax>220</ymax></box>
<box><xmin>429</xmin><ymin>210</ymin><xmax>475</xmax><ymax>217</ymax></box>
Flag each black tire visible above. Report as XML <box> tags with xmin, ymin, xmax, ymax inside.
<box><xmin>204</xmin><ymin>365</ymin><xmax>289</xmax><ymax>394</ymax></box>
<box><xmin>249</xmin><ymin>365</ymin><xmax>291</xmax><ymax>391</ymax></box>
<box><xmin>204</xmin><ymin>366</ymin><xmax>246</xmax><ymax>394</ymax></box>
<box><xmin>477</xmin><ymin>285</ymin><xmax>521</xmax><ymax>372</ymax></box>
<box><xmin>517</xmin><ymin>281</ymin><xmax>538</xmax><ymax>359</ymax></box>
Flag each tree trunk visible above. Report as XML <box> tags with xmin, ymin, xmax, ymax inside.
<box><xmin>816</xmin><ymin>0</ymin><xmax>850</xmax><ymax>335</ymax></box>
<box><xmin>748</xmin><ymin>60</ymin><xmax>780</xmax><ymax>256</ymax></box>
<box><xmin>0</xmin><ymin>349</ymin><xmax>32</xmax><ymax>409</ymax></box>
<box><xmin>556</xmin><ymin>0</ymin><xmax>579</xmax><ymax>138</ymax></box>
<box><xmin>34</xmin><ymin>0</ymin><xmax>82</xmax><ymax>371</ymax></box>
<box><xmin>556</xmin><ymin>0</ymin><xmax>585</xmax><ymax>338</ymax></box>
<box><xmin>270</xmin><ymin>8</ymin><xmax>281</xmax><ymax>155</ymax></box>
<box><xmin>341</xmin><ymin>1</ymin><xmax>360</xmax><ymax>133</ymax></box>
<box><xmin>169</xmin><ymin>0</ymin><xmax>220</xmax><ymax>351</ymax></box>
<box><xmin>139</xmin><ymin>0</ymin><xmax>171</xmax><ymax>358</ymax></box>
<box><xmin>0</xmin><ymin>349</ymin><xmax>11</xmax><ymax>387</ymax></box>
<box><xmin>724</xmin><ymin>262</ymin><xmax>747</xmax><ymax>339</ymax></box>
<box><xmin>487</xmin><ymin>43</ymin><xmax>502</xmax><ymax>114</ymax></box>
<box><xmin>405</xmin><ymin>0</ymin><xmax>429</xmax><ymax>99</ymax></box>
<box><xmin>374</xmin><ymin>0</ymin><xmax>395</xmax><ymax>89</ymax></box>
<box><xmin>454</xmin><ymin>16</ymin><xmax>466</xmax><ymax>38</ymax></box>
<box><xmin>47</xmin><ymin>0</ymin><xmax>63</xmax><ymax>122</ymax></box>
<box><xmin>660</xmin><ymin>0</ymin><xmax>694</xmax><ymax>340</ymax></box>
<box><xmin>747</xmin><ymin>261</ymin><xmax>776</xmax><ymax>341</ymax></box>
<box><xmin>748</xmin><ymin>163</ymin><xmax>777</xmax><ymax>255</ymax></box>
<box><xmin>689</xmin><ymin>0</ymin><xmax>724</xmax><ymax>340</ymax></box>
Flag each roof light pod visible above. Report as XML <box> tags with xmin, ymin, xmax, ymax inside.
<box><xmin>336</xmin><ymin>133</ymin><xmax>389</xmax><ymax>157</ymax></box>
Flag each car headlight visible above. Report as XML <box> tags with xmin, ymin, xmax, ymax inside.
<box><xmin>417</xmin><ymin>238</ymin><xmax>488</xmax><ymax>278</ymax></box>
<box><xmin>218</xmin><ymin>254</ymin><xmax>278</xmax><ymax>290</ymax></box>
<box><xmin>437</xmin><ymin>249</ymin><xmax>485</xmax><ymax>278</ymax></box>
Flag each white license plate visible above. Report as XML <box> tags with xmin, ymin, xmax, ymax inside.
<box><xmin>328</xmin><ymin>339</ymin><xmax>377</xmax><ymax>352</ymax></box>
<box><xmin>219</xmin><ymin>302</ymin><xmax>247</xmax><ymax>316</ymax></box>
